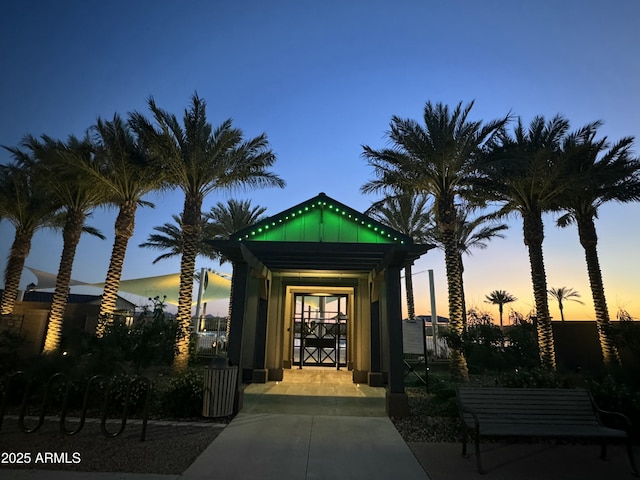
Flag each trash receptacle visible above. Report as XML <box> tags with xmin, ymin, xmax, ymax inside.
<box><xmin>202</xmin><ymin>358</ymin><xmax>238</xmax><ymax>417</ymax></box>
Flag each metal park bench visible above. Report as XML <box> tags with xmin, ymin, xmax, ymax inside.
<box><xmin>456</xmin><ymin>387</ymin><xmax>638</xmax><ymax>475</ymax></box>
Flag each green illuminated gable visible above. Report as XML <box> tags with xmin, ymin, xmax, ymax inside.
<box><xmin>234</xmin><ymin>193</ymin><xmax>410</xmax><ymax>245</ymax></box>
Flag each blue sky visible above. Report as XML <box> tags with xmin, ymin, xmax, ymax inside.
<box><xmin>1</xmin><ymin>0</ymin><xmax>639</xmax><ymax>319</ymax></box>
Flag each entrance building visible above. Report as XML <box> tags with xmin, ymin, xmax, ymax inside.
<box><xmin>208</xmin><ymin>193</ymin><xmax>432</xmax><ymax>417</ymax></box>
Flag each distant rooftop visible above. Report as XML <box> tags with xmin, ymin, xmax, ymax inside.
<box><xmin>1</xmin><ymin>290</ymin><xmax>136</xmax><ymax>308</ymax></box>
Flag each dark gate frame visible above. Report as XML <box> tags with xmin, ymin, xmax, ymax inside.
<box><xmin>293</xmin><ymin>293</ymin><xmax>347</xmax><ymax>370</ymax></box>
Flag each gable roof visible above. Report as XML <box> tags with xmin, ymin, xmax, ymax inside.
<box><xmin>233</xmin><ymin>192</ymin><xmax>412</xmax><ymax>245</ymax></box>
<box><xmin>208</xmin><ymin>193</ymin><xmax>433</xmax><ymax>274</ymax></box>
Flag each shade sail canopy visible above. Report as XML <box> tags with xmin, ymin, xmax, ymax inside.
<box><xmin>87</xmin><ymin>272</ymin><xmax>231</xmax><ymax>306</ymax></box>
<box><xmin>26</xmin><ymin>267</ymin><xmax>85</xmax><ymax>290</ymax></box>
<box><xmin>26</xmin><ymin>268</ymin><xmax>231</xmax><ymax>306</ymax></box>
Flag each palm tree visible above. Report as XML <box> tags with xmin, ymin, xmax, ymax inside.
<box><xmin>138</xmin><ymin>212</ymin><xmax>214</xmax><ymax>330</ymax></box>
<box><xmin>484</xmin><ymin>290</ymin><xmax>517</xmax><ymax>327</ymax></box>
<box><xmin>548</xmin><ymin>287</ymin><xmax>584</xmax><ymax>321</ymax></box>
<box><xmin>17</xmin><ymin>134</ymin><xmax>106</xmax><ymax>353</ymax></box>
<box><xmin>139</xmin><ymin>214</ymin><xmax>218</xmax><ymax>264</ymax></box>
<box><xmin>140</xmin><ymin>200</ymin><xmax>267</xmax><ymax>343</ymax></box>
<box><xmin>71</xmin><ymin>114</ymin><xmax>165</xmax><ymax>336</ymax></box>
<box><xmin>362</xmin><ymin>101</ymin><xmax>509</xmax><ymax>380</ymax></box>
<box><xmin>477</xmin><ymin>115</ymin><xmax>573</xmax><ymax>371</ymax></box>
<box><xmin>0</xmin><ymin>160</ymin><xmax>59</xmax><ymax>314</ymax></box>
<box><xmin>366</xmin><ymin>193</ymin><xmax>431</xmax><ymax>323</ymax></box>
<box><xmin>129</xmin><ymin>93</ymin><xmax>285</xmax><ymax>371</ymax></box>
<box><xmin>206</xmin><ymin>199</ymin><xmax>268</xmax><ymax>238</ymax></box>
<box><xmin>556</xmin><ymin>127</ymin><xmax>640</xmax><ymax>365</ymax></box>
<box><xmin>205</xmin><ymin>199</ymin><xmax>268</xmax><ymax>340</ymax></box>
<box><xmin>425</xmin><ymin>205</ymin><xmax>508</xmax><ymax>327</ymax></box>
<box><xmin>450</xmin><ymin>207</ymin><xmax>508</xmax><ymax>257</ymax></box>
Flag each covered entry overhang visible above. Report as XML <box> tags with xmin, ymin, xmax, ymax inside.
<box><xmin>207</xmin><ymin>193</ymin><xmax>433</xmax><ymax>417</ymax></box>
<box><xmin>214</xmin><ymin>241</ymin><xmax>429</xmax><ymax>278</ymax></box>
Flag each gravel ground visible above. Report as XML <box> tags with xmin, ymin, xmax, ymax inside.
<box><xmin>0</xmin><ymin>418</ymin><xmax>224</xmax><ymax>474</ymax></box>
<box><xmin>391</xmin><ymin>387</ymin><xmax>461</xmax><ymax>443</ymax></box>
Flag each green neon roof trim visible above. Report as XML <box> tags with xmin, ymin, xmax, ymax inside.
<box><xmin>231</xmin><ymin>192</ymin><xmax>413</xmax><ymax>245</ymax></box>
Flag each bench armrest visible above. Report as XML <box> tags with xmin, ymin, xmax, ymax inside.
<box><xmin>588</xmin><ymin>392</ymin><xmax>633</xmax><ymax>432</ymax></box>
<box><xmin>595</xmin><ymin>406</ymin><xmax>632</xmax><ymax>432</ymax></box>
<box><xmin>459</xmin><ymin>404</ymin><xmax>481</xmax><ymax>430</ymax></box>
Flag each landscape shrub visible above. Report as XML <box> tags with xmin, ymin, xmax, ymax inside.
<box><xmin>160</xmin><ymin>370</ymin><xmax>204</xmax><ymax>418</ymax></box>
<box><xmin>90</xmin><ymin>301</ymin><xmax>179</xmax><ymax>372</ymax></box>
<box><xmin>612</xmin><ymin>309</ymin><xmax>640</xmax><ymax>364</ymax></box>
<box><xmin>0</xmin><ymin>330</ymin><xmax>26</xmax><ymax>376</ymax></box>
<box><xmin>462</xmin><ymin>322</ymin><xmax>506</xmax><ymax>373</ymax></box>
<box><xmin>495</xmin><ymin>367</ymin><xmax>570</xmax><ymax>388</ymax></box>
<box><xmin>427</xmin><ymin>373</ymin><xmax>459</xmax><ymax>417</ymax></box>
<box><xmin>102</xmin><ymin>374</ymin><xmax>151</xmax><ymax>416</ymax></box>
<box><xmin>440</xmin><ymin>310</ymin><xmax>540</xmax><ymax>374</ymax></box>
<box><xmin>503</xmin><ymin>320</ymin><xmax>539</xmax><ymax>369</ymax></box>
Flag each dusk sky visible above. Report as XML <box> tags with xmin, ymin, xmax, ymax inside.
<box><xmin>1</xmin><ymin>0</ymin><xmax>638</xmax><ymax>320</ymax></box>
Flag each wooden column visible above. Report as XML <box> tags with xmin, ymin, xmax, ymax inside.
<box><xmin>368</xmin><ymin>300</ymin><xmax>384</xmax><ymax>387</ymax></box>
<box><xmin>227</xmin><ymin>261</ymin><xmax>249</xmax><ymax>413</ymax></box>
<box><xmin>384</xmin><ymin>263</ymin><xmax>409</xmax><ymax>417</ymax></box>
<box><xmin>252</xmin><ymin>290</ymin><xmax>269</xmax><ymax>383</ymax></box>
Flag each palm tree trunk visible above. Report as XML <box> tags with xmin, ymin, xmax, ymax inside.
<box><xmin>499</xmin><ymin>304</ymin><xmax>504</xmax><ymax>327</ymax></box>
<box><xmin>577</xmin><ymin>216</ymin><xmax>620</xmax><ymax>366</ymax></box>
<box><xmin>438</xmin><ymin>196</ymin><xmax>469</xmax><ymax>380</ymax></box>
<box><xmin>523</xmin><ymin>211</ymin><xmax>556</xmax><ymax>370</ymax></box>
<box><xmin>42</xmin><ymin>211</ymin><xmax>85</xmax><ymax>353</ymax></box>
<box><xmin>458</xmin><ymin>253</ymin><xmax>467</xmax><ymax>330</ymax></box>
<box><xmin>1</xmin><ymin>229</ymin><xmax>33</xmax><ymax>314</ymax></box>
<box><xmin>173</xmin><ymin>195</ymin><xmax>202</xmax><ymax>372</ymax></box>
<box><xmin>558</xmin><ymin>302</ymin><xmax>565</xmax><ymax>321</ymax></box>
<box><xmin>225</xmin><ymin>262</ymin><xmax>236</xmax><ymax>345</ymax></box>
<box><xmin>404</xmin><ymin>263</ymin><xmax>416</xmax><ymax>322</ymax></box>
<box><xmin>96</xmin><ymin>201</ymin><xmax>137</xmax><ymax>337</ymax></box>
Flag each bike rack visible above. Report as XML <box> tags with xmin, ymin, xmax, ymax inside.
<box><xmin>0</xmin><ymin>371</ymin><xmax>151</xmax><ymax>441</ymax></box>
<box><xmin>19</xmin><ymin>372</ymin><xmax>67</xmax><ymax>433</ymax></box>
<box><xmin>100</xmin><ymin>376</ymin><xmax>151</xmax><ymax>441</ymax></box>
<box><xmin>60</xmin><ymin>374</ymin><xmax>106</xmax><ymax>436</ymax></box>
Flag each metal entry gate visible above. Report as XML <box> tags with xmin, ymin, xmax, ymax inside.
<box><xmin>292</xmin><ymin>294</ymin><xmax>347</xmax><ymax>369</ymax></box>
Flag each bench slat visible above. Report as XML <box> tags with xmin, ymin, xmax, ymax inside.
<box><xmin>478</xmin><ymin>423</ymin><xmax>627</xmax><ymax>438</ymax></box>
<box><xmin>463</xmin><ymin>415</ymin><xmax>601</xmax><ymax>424</ymax></box>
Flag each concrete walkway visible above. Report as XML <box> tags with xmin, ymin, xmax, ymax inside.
<box><xmin>180</xmin><ymin>368</ymin><xmax>429</xmax><ymax>480</ymax></box>
<box><xmin>182</xmin><ymin>413</ymin><xmax>430</xmax><ymax>480</ymax></box>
